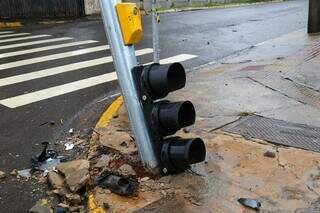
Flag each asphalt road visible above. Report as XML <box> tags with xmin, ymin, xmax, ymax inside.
<box><xmin>0</xmin><ymin>0</ymin><xmax>308</xmax><ymax>211</ymax></box>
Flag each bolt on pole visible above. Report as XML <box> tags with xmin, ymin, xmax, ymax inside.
<box><xmin>99</xmin><ymin>0</ymin><xmax>160</xmax><ymax>172</ymax></box>
<box><xmin>152</xmin><ymin>0</ymin><xmax>160</xmax><ymax>63</ymax></box>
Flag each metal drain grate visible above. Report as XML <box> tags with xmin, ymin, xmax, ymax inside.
<box><xmin>223</xmin><ymin>115</ymin><xmax>320</xmax><ymax>152</ymax></box>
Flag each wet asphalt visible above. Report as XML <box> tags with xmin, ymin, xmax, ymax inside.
<box><xmin>0</xmin><ymin>0</ymin><xmax>308</xmax><ymax>212</ymax></box>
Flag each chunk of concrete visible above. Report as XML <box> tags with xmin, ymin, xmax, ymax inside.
<box><xmin>98</xmin><ymin>127</ymin><xmax>137</xmax><ymax>155</ymax></box>
<box><xmin>47</xmin><ymin>172</ymin><xmax>64</xmax><ymax>189</ymax></box>
<box><xmin>56</xmin><ymin>160</ymin><xmax>89</xmax><ymax>192</ymax></box>
<box><xmin>29</xmin><ymin>204</ymin><xmax>52</xmax><ymax>213</ymax></box>
<box><xmin>118</xmin><ymin>164</ymin><xmax>136</xmax><ymax>177</ymax></box>
<box><xmin>94</xmin><ymin>155</ymin><xmax>112</xmax><ymax>168</ymax></box>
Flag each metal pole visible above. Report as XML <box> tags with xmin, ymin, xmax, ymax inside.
<box><xmin>152</xmin><ymin>0</ymin><xmax>160</xmax><ymax>63</ymax></box>
<box><xmin>99</xmin><ymin>0</ymin><xmax>159</xmax><ymax>171</ymax></box>
<box><xmin>308</xmin><ymin>0</ymin><xmax>320</xmax><ymax>34</ymax></box>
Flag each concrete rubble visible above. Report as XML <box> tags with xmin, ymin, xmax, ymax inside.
<box><xmin>56</xmin><ymin>160</ymin><xmax>90</xmax><ymax>192</ymax></box>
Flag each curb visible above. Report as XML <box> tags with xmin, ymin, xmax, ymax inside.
<box><xmin>155</xmin><ymin>0</ymin><xmax>284</xmax><ymax>14</ymax></box>
<box><xmin>87</xmin><ymin>95</ymin><xmax>124</xmax><ymax>213</ymax></box>
<box><xmin>0</xmin><ymin>21</ymin><xmax>22</xmax><ymax>29</ymax></box>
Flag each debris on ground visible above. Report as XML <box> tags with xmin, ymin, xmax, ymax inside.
<box><xmin>68</xmin><ymin>128</ymin><xmax>74</xmax><ymax>135</ymax></box>
<box><xmin>0</xmin><ymin>170</ymin><xmax>6</xmax><ymax>179</ymax></box>
<box><xmin>93</xmin><ymin>154</ymin><xmax>112</xmax><ymax>168</ymax></box>
<box><xmin>31</xmin><ymin>142</ymin><xmax>62</xmax><ymax>175</ymax></box>
<box><xmin>118</xmin><ymin>164</ymin><xmax>136</xmax><ymax>177</ymax></box>
<box><xmin>64</xmin><ymin>142</ymin><xmax>74</xmax><ymax>151</ymax></box>
<box><xmin>264</xmin><ymin>150</ymin><xmax>276</xmax><ymax>158</ymax></box>
<box><xmin>56</xmin><ymin>159</ymin><xmax>89</xmax><ymax>192</ymax></box>
<box><xmin>96</xmin><ymin>171</ymin><xmax>139</xmax><ymax>196</ymax></box>
<box><xmin>47</xmin><ymin>171</ymin><xmax>64</xmax><ymax>189</ymax></box>
<box><xmin>98</xmin><ymin>128</ymin><xmax>137</xmax><ymax>155</ymax></box>
<box><xmin>29</xmin><ymin>199</ymin><xmax>52</xmax><ymax>213</ymax></box>
<box><xmin>10</xmin><ymin>169</ymin><xmax>17</xmax><ymax>176</ymax></box>
<box><xmin>17</xmin><ymin>169</ymin><xmax>32</xmax><ymax>178</ymax></box>
<box><xmin>65</xmin><ymin>193</ymin><xmax>82</xmax><ymax>205</ymax></box>
<box><xmin>238</xmin><ymin>198</ymin><xmax>262</xmax><ymax>211</ymax></box>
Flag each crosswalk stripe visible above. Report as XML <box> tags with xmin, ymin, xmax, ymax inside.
<box><xmin>0</xmin><ymin>31</ymin><xmax>14</xmax><ymax>35</ymax></box>
<box><xmin>0</xmin><ymin>48</ymin><xmax>154</xmax><ymax>87</ymax></box>
<box><xmin>0</xmin><ymin>40</ymin><xmax>98</xmax><ymax>59</ymax></box>
<box><xmin>0</xmin><ymin>37</ymin><xmax>73</xmax><ymax>50</ymax></box>
<box><xmin>0</xmin><ymin>72</ymin><xmax>118</xmax><ymax>108</ymax></box>
<box><xmin>0</xmin><ymin>33</ymin><xmax>31</xmax><ymax>39</ymax></box>
<box><xmin>0</xmin><ymin>45</ymin><xmax>110</xmax><ymax>70</ymax></box>
<box><xmin>0</xmin><ymin>53</ymin><xmax>197</xmax><ymax>108</ymax></box>
<box><xmin>0</xmin><ymin>35</ymin><xmax>50</xmax><ymax>44</ymax></box>
<box><xmin>145</xmin><ymin>54</ymin><xmax>197</xmax><ymax>65</ymax></box>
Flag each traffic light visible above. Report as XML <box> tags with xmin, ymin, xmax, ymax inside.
<box><xmin>132</xmin><ymin>63</ymin><xmax>206</xmax><ymax>174</ymax></box>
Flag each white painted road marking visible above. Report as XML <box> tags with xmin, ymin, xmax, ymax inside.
<box><xmin>146</xmin><ymin>54</ymin><xmax>197</xmax><ymax>65</ymax></box>
<box><xmin>0</xmin><ymin>72</ymin><xmax>118</xmax><ymax>108</ymax></box>
<box><xmin>0</xmin><ymin>53</ymin><xmax>197</xmax><ymax>108</ymax></box>
<box><xmin>0</xmin><ymin>31</ymin><xmax>14</xmax><ymax>35</ymax></box>
<box><xmin>0</xmin><ymin>33</ymin><xmax>30</xmax><ymax>39</ymax></box>
<box><xmin>0</xmin><ymin>37</ymin><xmax>73</xmax><ymax>50</ymax></box>
<box><xmin>0</xmin><ymin>45</ymin><xmax>109</xmax><ymax>70</ymax></box>
<box><xmin>0</xmin><ymin>40</ymin><xmax>98</xmax><ymax>59</ymax></box>
<box><xmin>0</xmin><ymin>35</ymin><xmax>51</xmax><ymax>44</ymax></box>
<box><xmin>0</xmin><ymin>48</ymin><xmax>154</xmax><ymax>87</ymax></box>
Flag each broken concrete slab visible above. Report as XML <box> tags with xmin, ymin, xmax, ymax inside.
<box><xmin>56</xmin><ymin>160</ymin><xmax>89</xmax><ymax>192</ymax></box>
<box><xmin>118</xmin><ymin>164</ymin><xmax>136</xmax><ymax>177</ymax></box>
<box><xmin>94</xmin><ymin>154</ymin><xmax>112</xmax><ymax>168</ymax></box>
<box><xmin>47</xmin><ymin>171</ymin><xmax>64</xmax><ymax>189</ymax></box>
<box><xmin>29</xmin><ymin>199</ymin><xmax>53</xmax><ymax>213</ymax></box>
<box><xmin>65</xmin><ymin>193</ymin><xmax>82</xmax><ymax>205</ymax></box>
<box><xmin>98</xmin><ymin>127</ymin><xmax>137</xmax><ymax>155</ymax></box>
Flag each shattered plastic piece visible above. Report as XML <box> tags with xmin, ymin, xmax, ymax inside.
<box><xmin>38</xmin><ymin>158</ymin><xmax>61</xmax><ymax>173</ymax></box>
<box><xmin>96</xmin><ymin>171</ymin><xmax>139</xmax><ymax>196</ymax></box>
<box><xmin>17</xmin><ymin>169</ymin><xmax>31</xmax><ymax>178</ymax></box>
<box><xmin>69</xmin><ymin>128</ymin><xmax>74</xmax><ymax>134</ymax></box>
<box><xmin>238</xmin><ymin>198</ymin><xmax>261</xmax><ymax>211</ymax></box>
<box><xmin>31</xmin><ymin>142</ymin><xmax>61</xmax><ymax>173</ymax></box>
<box><xmin>64</xmin><ymin>142</ymin><xmax>74</xmax><ymax>151</ymax></box>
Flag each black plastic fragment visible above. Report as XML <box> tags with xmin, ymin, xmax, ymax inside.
<box><xmin>96</xmin><ymin>171</ymin><xmax>139</xmax><ymax>196</ymax></box>
<box><xmin>31</xmin><ymin>142</ymin><xmax>59</xmax><ymax>171</ymax></box>
<box><xmin>238</xmin><ymin>198</ymin><xmax>261</xmax><ymax>211</ymax></box>
<box><xmin>34</xmin><ymin>142</ymin><xmax>57</xmax><ymax>163</ymax></box>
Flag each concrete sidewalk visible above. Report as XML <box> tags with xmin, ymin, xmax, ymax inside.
<box><xmin>87</xmin><ymin>29</ymin><xmax>320</xmax><ymax>212</ymax></box>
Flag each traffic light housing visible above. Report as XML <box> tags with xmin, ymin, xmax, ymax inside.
<box><xmin>132</xmin><ymin>63</ymin><xmax>206</xmax><ymax>174</ymax></box>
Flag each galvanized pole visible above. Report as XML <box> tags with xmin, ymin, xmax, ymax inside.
<box><xmin>152</xmin><ymin>0</ymin><xmax>160</xmax><ymax>63</ymax></box>
<box><xmin>99</xmin><ymin>0</ymin><xmax>159</xmax><ymax>171</ymax></box>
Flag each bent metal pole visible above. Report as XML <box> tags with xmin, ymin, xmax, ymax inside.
<box><xmin>99</xmin><ymin>0</ymin><xmax>159</xmax><ymax>171</ymax></box>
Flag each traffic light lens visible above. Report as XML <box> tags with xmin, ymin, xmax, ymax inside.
<box><xmin>154</xmin><ymin>101</ymin><xmax>196</xmax><ymax>135</ymax></box>
<box><xmin>167</xmin><ymin>63</ymin><xmax>186</xmax><ymax>92</ymax></box>
<box><xmin>143</xmin><ymin>63</ymin><xmax>186</xmax><ymax>99</ymax></box>
<box><xmin>188</xmin><ymin>138</ymin><xmax>206</xmax><ymax>164</ymax></box>
<box><xmin>178</xmin><ymin>101</ymin><xmax>196</xmax><ymax>128</ymax></box>
<box><xmin>161</xmin><ymin>137</ymin><xmax>206</xmax><ymax>173</ymax></box>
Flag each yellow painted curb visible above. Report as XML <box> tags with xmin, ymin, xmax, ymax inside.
<box><xmin>0</xmin><ymin>21</ymin><xmax>22</xmax><ymax>28</ymax></box>
<box><xmin>88</xmin><ymin>95</ymin><xmax>124</xmax><ymax>213</ymax></box>
<box><xmin>96</xmin><ymin>95</ymin><xmax>124</xmax><ymax>128</ymax></box>
<box><xmin>88</xmin><ymin>194</ymin><xmax>106</xmax><ymax>213</ymax></box>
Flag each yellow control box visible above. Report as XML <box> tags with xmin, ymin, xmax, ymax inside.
<box><xmin>115</xmin><ymin>3</ymin><xmax>143</xmax><ymax>45</ymax></box>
